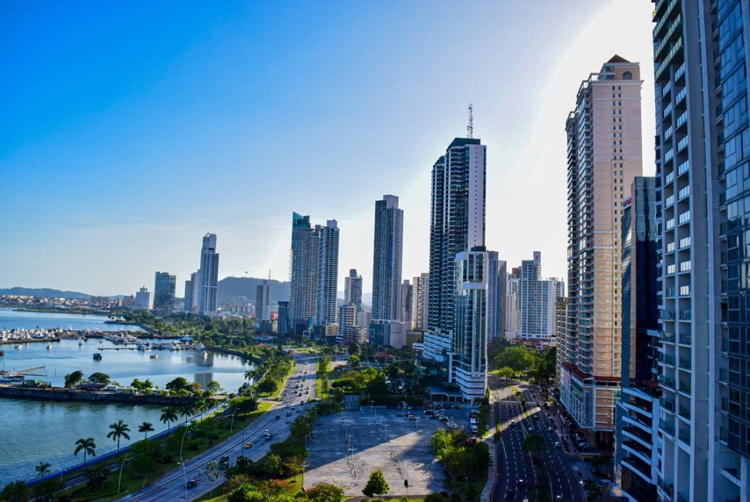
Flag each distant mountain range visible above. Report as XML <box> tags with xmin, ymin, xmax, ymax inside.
<box><xmin>217</xmin><ymin>276</ymin><xmax>290</xmax><ymax>307</ymax></box>
<box><xmin>0</xmin><ymin>287</ymin><xmax>92</xmax><ymax>300</ymax></box>
<box><xmin>2</xmin><ymin>279</ymin><xmax>373</xmax><ymax>308</ymax></box>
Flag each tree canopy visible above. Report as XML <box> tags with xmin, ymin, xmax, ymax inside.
<box><xmin>362</xmin><ymin>470</ymin><xmax>389</xmax><ymax>497</ymax></box>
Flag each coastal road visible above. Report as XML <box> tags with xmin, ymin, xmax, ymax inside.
<box><xmin>118</xmin><ymin>355</ymin><xmax>318</xmax><ymax>502</ymax></box>
<box><xmin>490</xmin><ymin>378</ymin><xmax>585</xmax><ymax>502</ymax></box>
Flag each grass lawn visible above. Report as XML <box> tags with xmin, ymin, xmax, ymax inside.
<box><xmin>57</xmin><ymin>402</ymin><xmax>271</xmax><ymax>502</ymax></box>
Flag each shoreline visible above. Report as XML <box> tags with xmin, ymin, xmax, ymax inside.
<box><xmin>0</xmin><ymin>384</ymin><xmax>225</xmax><ymax>405</ymax></box>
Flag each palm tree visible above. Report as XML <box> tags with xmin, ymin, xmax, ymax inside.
<box><xmin>35</xmin><ymin>461</ymin><xmax>51</xmax><ymax>478</ymax></box>
<box><xmin>107</xmin><ymin>420</ymin><xmax>131</xmax><ymax>451</ymax></box>
<box><xmin>244</xmin><ymin>369</ymin><xmax>254</xmax><ymax>382</ymax></box>
<box><xmin>74</xmin><ymin>437</ymin><xmax>96</xmax><ymax>465</ymax></box>
<box><xmin>160</xmin><ymin>407</ymin><xmax>178</xmax><ymax>430</ymax></box>
<box><xmin>180</xmin><ymin>405</ymin><xmax>194</xmax><ymax>425</ymax></box>
<box><xmin>138</xmin><ymin>421</ymin><xmax>154</xmax><ymax>439</ymax></box>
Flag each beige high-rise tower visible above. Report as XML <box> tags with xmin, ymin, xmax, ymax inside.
<box><xmin>558</xmin><ymin>55</ymin><xmax>643</xmax><ymax>444</ymax></box>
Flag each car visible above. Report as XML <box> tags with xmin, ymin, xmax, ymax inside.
<box><xmin>554</xmin><ymin>441</ymin><xmax>561</xmax><ymax>448</ymax></box>
<box><xmin>527</xmin><ymin>428</ymin><xmax>533</xmax><ymax>433</ymax></box>
<box><xmin>505</xmin><ymin>489</ymin><xmax>515</xmax><ymax>499</ymax></box>
<box><xmin>187</xmin><ymin>479</ymin><xmax>198</xmax><ymax>489</ymax></box>
<box><xmin>556</xmin><ymin>496</ymin><xmax>563</xmax><ymax>501</ymax></box>
<box><xmin>276</xmin><ymin>415</ymin><xmax>281</xmax><ymax>420</ymax></box>
<box><xmin>429</xmin><ymin>414</ymin><xmax>439</xmax><ymax>420</ymax></box>
<box><xmin>244</xmin><ymin>442</ymin><xmax>253</xmax><ymax>449</ymax></box>
<box><xmin>511</xmin><ymin>419</ymin><xmax>516</xmax><ymax>425</ymax></box>
<box><xmin>517</xmin><ymin>479</ymin><xmax>525</xmax><ymax>487</ymax></box>
<box><xmin>471</xmin><ymin>425</ymin><xmax>478</xmax><ymax>433</ymax></box>
<box><xmin>548</xmin><ymin>426</ymin><xmax>553</xmax><ymax>431</ymax></box>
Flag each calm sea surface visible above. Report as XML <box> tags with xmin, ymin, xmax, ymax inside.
<box><xmin>0</xmin><ymin>309</ymin><xmax>255</xmax><ymax>485</ymax></box>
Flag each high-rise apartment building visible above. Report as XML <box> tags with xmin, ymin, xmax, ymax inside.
<box><xmin>519</xmin><ymin>252</ymin><xmax>559</xmax><ymax>340</ymax></box>
<box><xmin>428</xmin><ymin>138</ymin><xmax>487</xmax><ymax>333</ymax></box>
<box><xmin>559</xmin><ymin>56</ymin><xmax>643</xmax><ymax>442</ymax></box>
<box><xmin>198</xmin><ymin>233</ymin><xmax>219</xmax><ymax>316</ymax></box>
<box><xmin>135</xmin><ymin>286</ymin><xmax>150</xmax><ymax>310</ymax></box>
<box><xmin>487</xmin><ymin>251</ymin><xmax>507</xmax><ymax>341</ymax></box>
<box><xmin>400</xmin><ymin>280</ymin><xmax>412</xmax><ymax>325</ymax></box>
<box><xmin>423</xmin><ymin>136</ymin><xmax>487</xmax><ymax>400</ymax></box>
<box><xmin>454</xmin><ymin>247</ymin><xmax>489</xmax><ymax>399</ymax></box>
<box><xmin>372</xmin><ymin>195</ymin><xmax>403</xmax><ymax>321</ymax></box>
<box><xmin>316</xmin><ymin>220</ymin><xmax>339</xmax><ymax>327</ymax></box>
<box><xmin>183</xmin><ymin>275</ymin><xmax>194</xmax><ymax>313</ymax></box>
<box><xmin>555</xmin><ymin>297</ymin><xmax>569</xmax><ymax>386</ymax></box>
<box><xmin>344</xmin><ymin>269</ymin><xmax>363</xmax><ymax>306</ymax></box>
<box><xmin>290</xmin><ymin>213</ymin><xmax>319</xmax><ymax>332</ymax></box>
<box><xmin>153</xmin><ymin>271</ymin><xmax>176</xmax><ymax>313</ymax></box>
<box><xmin>277</xmin><ymin>301</ymin><xmax>290</xmax><ymax>335</ymax></box>
<box><xmin>649</xmin><ymin>1</ymin><xmax>750</xmax><ymax>500</ymax></box>
<box><xmin>256</xmin><ymin>278</ymin><xmax>271</xmax><ymax>321</ymax></box>
<box><xmin>614</xmin><ymin>177</ymin><xmax>660</xmax><ymax>502</ymax></box>
<box><xmin>505</xmin><ymin>268</ymin><xmax>521</xmax><ymax>339</ymax></box>
<box><xmin>411</xmin><ymin>273</ymin><xmax>429</xmax><ymax>331</ymax></box>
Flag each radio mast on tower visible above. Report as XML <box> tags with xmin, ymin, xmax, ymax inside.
<box><xmin>467</xmin><ymin>104</ymin><xmax>474</xmax><ymax>139</ymax></box>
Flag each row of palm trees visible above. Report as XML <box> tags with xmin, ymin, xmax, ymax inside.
<box><xmin>33</xmin><ymin>400</ymin><xmax>219</xmax><ymax>479</ymax></box>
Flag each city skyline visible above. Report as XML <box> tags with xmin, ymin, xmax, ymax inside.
<box><xmin>0</xmin><ymin>1</ymin><xmax>656</xmax><ymax>296</ymax></box>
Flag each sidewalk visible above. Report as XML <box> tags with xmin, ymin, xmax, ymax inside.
<box><xmin>480</xmin><ymin>399</ymin><xmax>496</xmax><ymax>502</ymax></box>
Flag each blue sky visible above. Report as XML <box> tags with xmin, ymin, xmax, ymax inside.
<box><xmin>1</xmin><ymin>1</ymin><xmax>655</xmax><ymax>296</ymax></box>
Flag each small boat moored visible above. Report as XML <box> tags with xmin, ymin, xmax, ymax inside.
<box><xmin>92</xmin><ymin>353</ymin><xmax>102</xmax><ymax>361</ymax></box>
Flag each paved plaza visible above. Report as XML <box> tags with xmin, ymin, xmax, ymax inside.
<box><xmin>304</xmin><ymin>405</ymin><xmax>470</xmax><ymax>496</ymax></box>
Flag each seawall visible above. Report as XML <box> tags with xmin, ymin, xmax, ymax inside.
<box><xmin>0</xmin><ymin>385</ymin><xmax>207</xmax><ymax>406</ymax></box>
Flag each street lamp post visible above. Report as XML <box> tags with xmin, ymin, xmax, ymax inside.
<box><xmin>180</xmin><ymin>425</ymin><xmax>190</xmax><ymax>501</ymax></box>
<box><xmin>117</xmin><ymin>454</ymin><xmax>129</xmax><ymax>495</ymax></box>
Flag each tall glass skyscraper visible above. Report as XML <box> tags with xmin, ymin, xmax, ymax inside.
<box><xmin>371</xmin><ymin>195</ymin><xmax>403</xmax><ymax>321</ymax></box>
<box><xmin>316</xmin><ymin>220</ymin><xmax>339</xmax><ymax>327</ymax></box>
<box><xmin>198</xmin><ymin>234</ymin><xmax>219</xmax><ymax>316</ymax></box>
<box><xmin>153</xmin><ymin>271</ymin><xmax>176</xmax><ymax>313</ymax></box>
<box><xmin>487</xmin><ymin>251</ymin><xmax>507</xmax><ymax>341</ymax></box>
<box><xmin>290</xmin><ymin>213</ymin><xmax>318</xmax><ymax>332</ymax></box>
<box><xmin>650</xmin><ymin>1</ymin><xmax>750</xmax><ymax>500</ymax></box>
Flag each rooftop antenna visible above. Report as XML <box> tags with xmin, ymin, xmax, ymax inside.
<box><xmin>467</xmin><ymin>104</ymin><xmax>474</xmax><ymax>139</ymax></box>
<box><xmin>268</xmin><ymin>270</ymin><xmax>271</xmax><ymax>281</ymax></box>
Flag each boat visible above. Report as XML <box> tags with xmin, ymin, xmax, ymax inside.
<box><xmin>201</xmin><ymin>351</ymin><xmax>208</xmax><ymax>359</ymax></box>
<box><xmin>46</xmin><ymin>344</ymin><xmax>52</xmax><ymax>350</ymax></box>
<box><xmin>93</xmin><ymin>353</ymin><xmax>102</xmax><ymax>361</ymax></box>
<box><xmin>78</xmin><ymin>340</ymin><xmax>83</xmax><ymax>346</ymax></box>
<box><xmin>14</xmin><ymin>345</ymin><xmax>22</xmax><ymax>350</ymax></box>
<box><xmin>0</xmin><ymin>350</ymin><xmax>4</xmax><ymax>356</ymax></box>
<box><xmin>149</xmin><ymin>354</ymin><xmax>159</xmax><ymax>359</ymax></box>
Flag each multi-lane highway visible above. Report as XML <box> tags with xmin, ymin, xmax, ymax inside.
<box><xmin>491</xmin><ymin>378</ymin><xmax>586</xmax><ymax>502</ymax></box>
<box><xmin>119</xmin><ymin>355</ymin><xmax>318</xmax><ymax>502</ymax></box>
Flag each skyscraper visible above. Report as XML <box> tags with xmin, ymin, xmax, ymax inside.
<box><xmin>135</xmin><ymin>286</ymin><xmax>150</xmax><ymax>310</ymax></box>
<box><xmin>371</xmin><ymin>195</ymin><xmax>403</xmax><ymax>321</ymax></box>
<box><xmin>183</xmin><ymin>275</ymin><xmax>194</xmax><ymax>312</ymax></box>
<box><xmin>153</xmin><ymin>271</ymin><xmax>176</xmax><ymax>313</ymax></box>
<box><xmin>344</xmin><ymin>269</ymin><xmax>362</xmax><ymax>306</ymax></box>
<box><xmin>423</xmin><ymin>135</ymin><xmax>487</xmax><ymax>400</ymax></box>
<box><xmin>198</xmin><ymin>233</ymin><xmax>219</xmax><ymax>316</ymax></box>
<box><xmin>559</xmin><ymin>56</ymin><xmax>643</xmax><ymax>441</ymax></box>
<box><xmin>400</xmin><ymin>280</ymin><xmax>412</xmax><ymax>325</ymax></box>
<box><xmin>316</xmin><ymin>220</ymin><xmax>339</xmax><ymax>326</ymax></box>
<box><xmin>487</xmin><ymin>251</ymin><xmax>507</xmax><ymax>341</ymax></box>
<box><xmin>428</xmin><ymin>139</ymin><xmax>487</xmax><ymax>332</ymax></box>
<box><xmin>290</xmin><ymin>213</ymin><xmax>319</xmax><ymax>332</ymax></box>
<box><xmin>519</xmin><ymin>252</ymin><xmax>559</xmax><ymax>340</ymax></box>
<box><xmin>614</xmin><ymin>176</ymin><xmax>660</xmax><ymax>502</ymax></box>
<box><xmin>505</xmin><ymin>268</ymin><xmax>521</xmax><ymax>339</ymax></box>
<box><xmin>277</xmin><ymin>301</ymin><xmax>290</xmax><ymax>335</ymax></box>
<box><xmin>411</xmin><ymin>273</ymin><xmax>429</xmax><ymax>331</ymax></box>
<box><xmin>256</xmin><ymin>278</ymin><xmax>271</xmax><ymax>321</ymax></box>
<box><xmin>453</xmin><ymin>246</ymin><xmax>489</xmax><ymax>399</ymax></box>
<box><xmin>649</xmin><ymin>2</ymin><xmax>750</xmax><ymax>499</ymax></box>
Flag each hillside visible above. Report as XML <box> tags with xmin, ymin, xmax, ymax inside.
<box><xmin>218</xmin><ymin>276</ymin><xmax>290</xmax><ymax>307</ymax></box>
<box><xmin>0</xmin><ymin>287</ymin><xmax>91</xmax><ymax>300</ymax></box>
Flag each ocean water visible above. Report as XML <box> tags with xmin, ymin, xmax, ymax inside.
<box><xmin>0</xmin><ymin>310</ymin><xmax>255</xmax><ymax>485</ymax></box>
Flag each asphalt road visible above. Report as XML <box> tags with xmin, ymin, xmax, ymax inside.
<box><xmin>117</xmin><ymin>355</ymin><xmax>318</xmax><ymax>502</ymax></box>
<box><xmin>491</xmin><ymin>379</ymin><xmax>586</xmax><ymax>502</ymax></box>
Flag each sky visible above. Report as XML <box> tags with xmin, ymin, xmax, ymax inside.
<box><xmin>0</xmin><ymin>1</ymin><xmax>656</xmax><ymax>297</ymax></box>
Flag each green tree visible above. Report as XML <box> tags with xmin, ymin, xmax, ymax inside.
<box><xmin>88</xmin><ymin>372</ymin><xmax>111</xmax><ymax>384</ymax></box>
<box><xmin>206</xmin><ymin>380</ymin><xmax>223</xmax><ymax>394</ymax></box>
<box><xmin>362</xmin><ymin>470</ymin><xmax>389</xmax><ymax>497</ymax></box>
<box><xmin>138</xmin><ymin>421</ymin><xmax>154</xmax><ymax>439</ymax></box>
<box><xmin>1</xmin><ymin>480</ymin><xmax>30</xmax><ymax>502</ymax></box>
<box><xmin>348</xmin><ymin>342</ymin><xmax>360</xmax><ymax>355</ymax></box>
<box><xmin>74</xmin><ymin>437</ymin><xmax>96</xmax><ymax>464</ymax></box>
<box><xmin>64</xmin><ymin>370</ymin><xmax>84</xmax><ymax>388</ymax></box>
<box><xmin>34</xmin><ymin>461</ymin><xmax>51</xmax><ymax>478</ymax></box>
<box><xmin>348</xmin><ymin>354</ymin><xmax>360</xmax><ymax>367</ymax></box>
<box><xmin>180</xmin><ymin>405</ymin><xmax>194</xmax><ymax>425</ymax></box>
<box><xmin>497</xmin><ymin>366</ymin><xmax>515</xmax><ymax>385</ymax></box>
<box><xmin>306</xmin><ymin>482</ymin><xmax>344</xmax><ymax>502</ymax></box>
<box><xmin>166</xmin><ymin>376</ymin><xmax>190</xmax><ymax>392</ymax></box>
<box><xmin>493</xmin><ymin>345</ymin><xmax>534</xmax><ymax>373</ymax></box>
<box><xmin>160</xmin><ymin>407</ymin><xmax>178</xmax><ymax>430</ymax></box>
<box><xmin>107</xmin><ymin>420</ymin><xmax>131</xmax><ymax>451</ymax></box>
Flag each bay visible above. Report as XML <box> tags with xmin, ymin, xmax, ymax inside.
<box><xmin>0</xmin><ymin>310</ymin><xmax>256</xmax><ymax>485</ymax></box>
